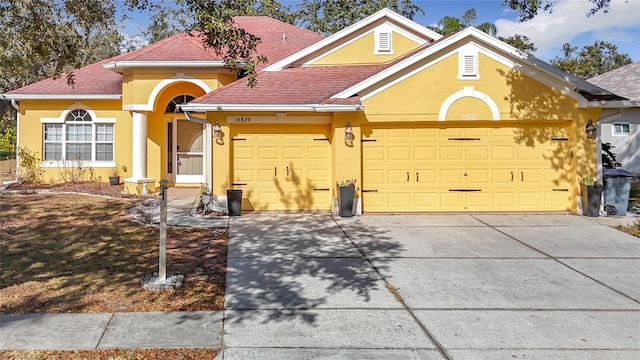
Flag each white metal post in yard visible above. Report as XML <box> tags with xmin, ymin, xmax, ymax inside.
<box><xmin>159</xmin><ymin>179</ymin><xmax>168</xmax><ymax>282</ymax></box>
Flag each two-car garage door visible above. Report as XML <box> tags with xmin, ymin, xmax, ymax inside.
<box><xmin>362</xmin><ymin>124</ymin><xmax>573</xmax><ymax>212</ymax></box>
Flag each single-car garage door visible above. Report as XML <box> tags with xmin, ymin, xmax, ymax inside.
<box><xmin>362</xmin><ymin>123</ymin><xmax>573</xmax><ymax>212</ymax></box>
<box><xmin>232</xmin><ymin>123</ymin><xmax>332</xmax><ymax>210</ymax></box>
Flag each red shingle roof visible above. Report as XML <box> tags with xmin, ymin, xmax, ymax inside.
<box><xmin>190</xmin><ymin>64</ymin><xmax>389</xmax><ymax>105</ymax></box>
<box><xmin>4</xmin><ymin>17</ymin><xmax>323</xmax><ymax>97</ymax></box>
<box><xmin>5</xmin><ymin>59</ymin><xmax>123</xmax><ymax>96</ymax></box>
<box><xmin>233</xmin><ymin>16</ymin><xmax>324</xmax><ymax>71</ymax></box>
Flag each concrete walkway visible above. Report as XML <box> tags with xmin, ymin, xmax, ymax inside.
<box><xmin>2</xmin><ymin>189</ymin><xmax>639</xmax><ymax>358</ymax></box>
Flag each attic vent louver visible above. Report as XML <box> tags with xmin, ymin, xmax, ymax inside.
<box><xmin>375</xmin><ymin>29</ymin><xmax>393</xmax><ymax>54</ymax></box>
<box><xmin>463</xmin><ymin>55</ymin><xmax>476</xmax><ymax>75</ymax></box>
<box><xmin>378</xmin><ymin>32</ymin><xmax>391</xmax><ymax>52</ymax></box>
<box><xmin>458</xmin><ymin>48</ymin><xmax>479</xmax><ymax>80</ymax></box>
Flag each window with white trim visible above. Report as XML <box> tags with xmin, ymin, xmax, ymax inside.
<box><xmin>612</xmin><ymin>123</ymin><xmax>630</xmax><ymax>136</ymax></box>
<box><xmin>375</xmin><ymin>30</ymin><xmax>393</xmax><ymax>54</ymax></box>
<box><xmin>43</xmin><ymin>109</ymin><xmax>114</xmax><ymax>161</ymax></box>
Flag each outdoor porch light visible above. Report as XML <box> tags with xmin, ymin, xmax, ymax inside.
<box><xmin>213</xmin><ymin>120</ymin><xmax>222</xmax><ymax>140</ymax></box>
<box><xmin>585</xmin><ymin>119</ymin><xmax>596</xmax><ymax>140</ymax></box>
<box><xmin>344</xmin><ymin>122</ymin><xmax>353</xmax><ymax>143</ymax></box>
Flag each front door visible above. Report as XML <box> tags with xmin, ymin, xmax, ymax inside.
<box><xmin>174</xmin><ymin>119</ymin><xmax>205</xmax><ymax>184</ymax></box>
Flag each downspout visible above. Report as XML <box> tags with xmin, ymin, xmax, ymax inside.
<box><xmin>182</xmin><ymin>109</ymin><xmax>212</xmax><ymax>189</ymax></box>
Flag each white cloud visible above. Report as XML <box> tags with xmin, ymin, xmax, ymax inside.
<box><xmin>120</xmin><ymin>33</ymin><xmax>149</xmax><ymax>53</ymax></box>
<box><xmin>495</xmin><ymin>0</ymin><xmax>640</xmax><ymax>60</ymax></box>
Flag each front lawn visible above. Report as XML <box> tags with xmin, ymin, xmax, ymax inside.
<box><xmin>0</xmin><ymin>193</ymin><xmax>227</xmax><ymax>313</ymax></box>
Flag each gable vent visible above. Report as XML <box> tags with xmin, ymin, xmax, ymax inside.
<box><xmin>462</xmin><ymin>55</ymin><xmax>476</xmax><ymax>76</ymax></box>
<box><xmin>458</xmin><ymin>50</ymin><xmax>479</xmax><ymax>80</ymax></box>
<box><xmin>375</xmin><ymin>30</ymin><xmax>393</xmax><ymax>54</ymax></box>
<box><xmin>378</xmin><ymin>32</ymin><xmax>391</xmax><ymax>52</ymax></box>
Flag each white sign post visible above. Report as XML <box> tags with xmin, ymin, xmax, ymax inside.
<box><xmin>158</xmin><ymin>179</ymin><xmax>168</xmax><ymax>282</ymax></box>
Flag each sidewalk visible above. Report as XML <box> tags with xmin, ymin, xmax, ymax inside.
<box><xmin>0</xmin><ymin>312</ymin><xmax>223</xmax><ymax>350</ymax></box>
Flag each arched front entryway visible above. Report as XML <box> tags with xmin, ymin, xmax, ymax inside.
<box><xmin>149</xmin><ymin>82</ymin><xmax>208</xmax><ymax>187</ymax></box>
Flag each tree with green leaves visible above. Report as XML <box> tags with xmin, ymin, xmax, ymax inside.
<box><xmin>550</xmin><ymin>40</ymin><xmax>632</xmax><ymax>79</ymax></box>
<box><xmin>502</xmin><ymin>0</ymin><xmax>612</xmax><ymax>22</ymax></box>
<box><xmin>296</xmin><ymin>0</ymin><xmax>424</xmax><ymax>35</ymax></box>
<box><xmin>499</xmin><ymin>34</ymin><xmax>537</xmax><ymax>55</ymax></box>
<box><xmin>430</xmin><ymin>8</ymin><xmax>497</xmax><ymax>36</ymax></box>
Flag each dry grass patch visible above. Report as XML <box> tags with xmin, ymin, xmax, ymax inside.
<box><xmin>0</xmin><ymin>193</ymin><xmax>226</xmax><ymax>313</ymax></box>
<box><xmin>0</xmin><ymin>348</ymin><xmax>218</xmax><ymax>360</ymax></box>
<box><xmin>0</xmin><ymin>158</ymin><xmax>16</xmax><ymax>182</ymax></box>
<box><xmin>617</xmin><ymin>220</ymin><xmax>640</xmax><ymax>238</ymax></box>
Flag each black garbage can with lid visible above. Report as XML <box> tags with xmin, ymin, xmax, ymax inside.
<box><xmin>602</xmin><ymin>168</ymin><xmax>634</xmax><ymax>215</ymax></box>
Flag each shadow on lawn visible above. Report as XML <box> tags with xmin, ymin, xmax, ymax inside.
<box><xmin>0</xmin><ymin>193</ymin><xmax>226</xmax><ymax>314</ymax></box>
<box><xmin>224</xmin><ymin>213</ymin><xmax>403</xmax><ymax>325</ymax></box>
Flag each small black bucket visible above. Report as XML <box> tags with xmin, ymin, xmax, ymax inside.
<box><xmin>227</xmin><ymin>189</ymin><xmax>242</xmax><ymax>216</ymax></box>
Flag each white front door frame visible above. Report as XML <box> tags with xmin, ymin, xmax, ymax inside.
<box><xmin>169</xmin><ymin>117</ymin><xmax>210</xmax><ymax>185</ymax></box>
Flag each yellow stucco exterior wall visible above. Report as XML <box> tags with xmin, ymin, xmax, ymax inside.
<box><xmin>309</xmin><ymin>31</ymin><xmax>422</xmax><ymax>65</ymax></box>
<box><xmin>121</xmin><ymin>69</ymin><xmax>237</xmax><ymax>108</ymax></box>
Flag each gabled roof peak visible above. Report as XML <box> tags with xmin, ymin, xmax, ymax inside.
<box><xmin>263</xmin><ymin>8</ymin><xmax>442</xmax><ymax>72</ymax></box>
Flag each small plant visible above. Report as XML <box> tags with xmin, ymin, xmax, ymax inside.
<box><xmin>56</xmin><ymin>158</ymin><xmax>98</xmax><ymax>183</ymax></box>
<box><xmin>580</xmin><ymin>176</ymin><xmax>600</xmax><ymax>186</ymax></box>
<box><xmin>109</xmin><ymin>166</ymin><xmax>121</xmax><ymax>177</ymax></box>
<box><xmin>17</xmin><ymin>146</ymin><xmax>45</xmax><ymax>184</ymax></box>
<box><xmin>338</xmin><ymin>179</ymin><xmax>356</xmax><ymax>187</ymax></box>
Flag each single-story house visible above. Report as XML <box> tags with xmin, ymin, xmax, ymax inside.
<box><xmin>2</xmin><ymin>9</ymin><xmax>626</xmax><ymax>213</ymax></box>
<box><xmin>587</xmin><ymin>62</ymin><xmax>640</xmax><ymax>177</ymax></box>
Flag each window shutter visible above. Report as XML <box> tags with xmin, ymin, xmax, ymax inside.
<box><xmin>377</xmin><ymin>32</ymin><xmax>391</xmax><ymax>52</ymax></box>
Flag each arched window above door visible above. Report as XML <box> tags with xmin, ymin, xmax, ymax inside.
<box><xmin>165</xmin><ymin>95</ymin><xmax>195</xmax><ymax>113</ymax></box>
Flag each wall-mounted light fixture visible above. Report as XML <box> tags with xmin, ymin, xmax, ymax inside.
<box><xmin>214</xmin><ymin>120</ymin><xmax>222</xmax><ymax>140</ymax></box>
<box><xmin>585</xmin><ymin>119</ymin><xmax>596</xmax><ymax>140</ymax></box>
<box><xmin>344</xmin><ymin>122</ymin><xmax>353</xmax><ymax>144</ymax></box>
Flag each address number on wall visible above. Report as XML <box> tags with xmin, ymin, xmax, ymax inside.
<box><xmin>230</xmin><ymin>116</ymin><xmax>252</xmax><ymax>123</ymax></box>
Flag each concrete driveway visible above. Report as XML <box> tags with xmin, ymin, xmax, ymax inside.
<box><xmin>222</xmin><ymin>213</ymin><xmax>640</xmax><ymax>359</ymax></box>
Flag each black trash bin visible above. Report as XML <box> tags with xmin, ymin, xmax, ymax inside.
<box><xmin>603</xmin><ymin>168</ymin><xmax>634</xmax><ymax>215</ymax></box>
<box><xmin>339</xmin><ymin>186</ymin><xmax>354</xmax><ymax>217</ymax></box>
<box><xmin>581</xmin><ymin>184</ymin><xmax>603</xmax><ymax>217</ymax></box>
<box><xmin>227</xmin><ymin>189</ymin><xmax>242</xmax><ymax>216</ymax></box>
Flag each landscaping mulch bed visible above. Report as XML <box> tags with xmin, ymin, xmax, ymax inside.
<box><xmin>5</xmin><ymin>181</ymin><xmax>134</xmax><ymax>198</ymax></box>
<box><xmin>0</xmin><ymin>348</ymin><xmax>219</xmax><ymax>360</ymax></box>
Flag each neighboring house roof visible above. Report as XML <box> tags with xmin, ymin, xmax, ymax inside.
<box><xmin>183</xmin><ymin>64</ymin><xmax>389</xmax><ymax>112</ymax></box>
<box><xmin>2</xmin><ymin>17</ymin><xmax>323</xmax><ymax>100</ymax></box>
<box><xmin>588</xmin><ymin>62</ymin><xmax>640</xmax><ymax>101</ymax></box>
